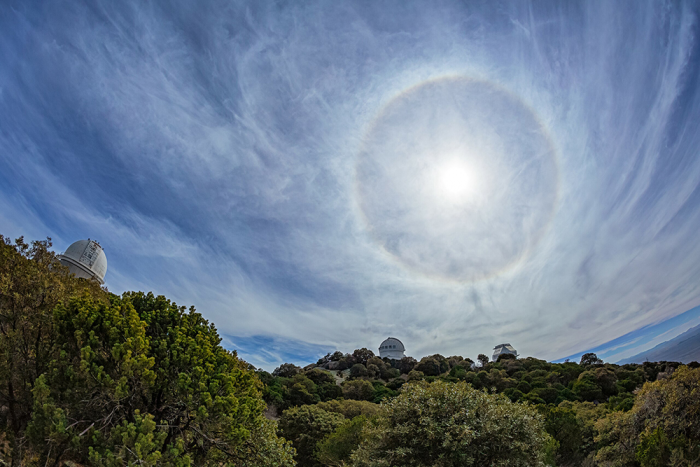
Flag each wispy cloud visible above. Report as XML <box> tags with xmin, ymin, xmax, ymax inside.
<box><xmin>2</xmin><ymin>1</ymin><xmax>700</xmax><ymax>370</ymax></box>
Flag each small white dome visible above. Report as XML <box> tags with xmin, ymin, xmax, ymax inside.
<box><xmin>379</xmin><ymin>337</ymin><xmax>406</xmax><ymax>359</ymax></box>
<box><xmin>58</xmin><ymin>239</ymin><xmax>107</xmax><ymax>284</ymax></box>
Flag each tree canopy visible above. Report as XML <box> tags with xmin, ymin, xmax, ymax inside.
<box><xmin>0</xmin><ymin>236</ymin><xmax>294</xmax><ymax>466</ymax></box>
<box><xmin>350</xmin><ymin>380</ymin><xmax>553</xmax><ymax>466</ymax></box>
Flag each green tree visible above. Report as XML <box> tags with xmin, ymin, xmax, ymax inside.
<box><xmin>274</xmin><ymin>363</ymin><xmax>302</xmax><ymax>378</ymax></box>
<box><xmin>349</xmin><ymin>363</ymin><xmax>369</xmax><ymax>379</ymax></box>
<box><xmin>0</xmin><ymin>236</ymin><xmax>105</xmax><ymax>464</ymax></box>
<box><xmin>316</xmin><ymin>416</ymin><xmax>367</xmax><ymax>467</ymax></box>
<box><xmin>350</xmin><ymin>381</ymin><xmax>553</xmax><ymax>466</ymax></box>
<box><xmin>342</xmin><ymin>380</ymin><xmax>375</xmax><ymax>402</ymax></box>
<box><xmin>24</xmin><ymin>292</ymin><xmax>295</xmax><ymax>466</ymax></box>
<box><xmin>352</xmin><ymin>348</ymin><xmax>374</xmax><ymax>366</ymax></box>
<box><xmin>580</xmin><ymin>353</ymin><xmax>603</xmax><ymax>366</ymax></box>
<box><xmin>278</xmin><ymin>405</ymin><xmax>344</xmax><ymax>467</ymax></box>
<box><xmin>397</xmin><ymin>356</ymin><xmax>417</xmax><ymax>374</ymax></box>
<box><xmin>541</xmin><ymin>405</ymin><xmax>585</xmax><ymax>465</ymax></box>
<box><xmin>316</xmin><ymin>400</ymin><xmax>379</xmax><ymax>419</ymax></box>
<box><xmin>596</xmin><ymin>365</ymin><xmax>700</xmax><ymax>466</ymax></box>
<box><xmin>477</xmin><ymin>353</ymin><xmax>490</xmax><ymax>367</ymax></box>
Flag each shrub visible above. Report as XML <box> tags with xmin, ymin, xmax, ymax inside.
<box><xmin>350</xmin><ymin>381</ymin><xmax>552</xmax><ymax>466</ymax></box>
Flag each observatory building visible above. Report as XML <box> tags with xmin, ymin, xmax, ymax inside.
<box><xmin>57</xmin><ymin>239</ymin><xmax>107</xmax><ymax>284</ymax></box>
<box><xmin>379</xmin><ymin>337</ymin><xmax>405</xmax><ymax>360</ymax></box>
<box><xmin>492</xmin><ymin>343</ymin><xmax>518</xmax><ymax>361</ymax></box>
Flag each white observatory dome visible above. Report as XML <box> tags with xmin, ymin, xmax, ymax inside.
<box><xmin>492</xmin><ymin>343</ymin><xmax>518</xmax><ymax>361</ymax></box>
<box><xmin>57</xmin><ymin>239</ymin><xmax>107</xmax><ymax>284</ymax></box>
<box><xmin>379</xmin><ymin>337</ymin><xmax>406</xmax><ymax>360</ymax></box>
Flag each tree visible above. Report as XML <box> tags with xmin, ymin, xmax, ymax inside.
<box><xmin>278</xmin><ymin>404</ymin><xmax>345</xmax><ymax>466</ymax></box>
<box><xmin>580</xmin><ymin>353</ymin><xmax>603</xmax><ymax>366</ymax></box>
<box><xmin>541</xmin><ymin>405</ymin><xmax>586</xmax><ymax>465</ymax></box>
<box><xmin>23</xmin><ymin>292</ymin><xmax>295</xmax><ymax>466</ymax></box>
<box><xmin>497</xmin><ymin>353</ymin><xmax>517</xmax><ymax>362</ymax></box>
<box><xmin>350</xmin><ymin>380</ymin><xmax>553</xmax><ymax>466</ymax></box>
<box><xmin>274</xmin><ymin>363</ymin><xmax>303</xmax><ymax>378</ymax></box>
<box><xmin>349</xmin><ymin>363</ymin><xmax>369</xmax><ymax>379</ymax></box>
<box><xmin>316</xmin><ymin>400</ymin><xmax>380</xmax><ymax>419</ymax></box>
<box><xmin>316</xmin><ymin>416</ymin><xmax>367</xmax><ymax>467</ymax></box>
<box><xmin>0</xmin><ymin>236</ymin><xmax>105</xmax><ymax>463</ymax></box>
<box><xmin>477</xmin><ymin>353</ymin><xmax>490</xmax><ymax>367</ymax></box>
<box><xmin>397</xmin><ymin>356</ymin><xmax>417</xmax><ymax>374</ymax></box>
<box><xmin>595</xmin><ymin>365</ymin><xmax>700</xmax><ymax>466</ymax></box>
<box><xmin>342</xmin><ymin>380</ymin><xmax>375</xmax><ymax>401</ymax></box>
<box><xmin>352</xmin><ymin>348</ymin><xmax>375</xmax><ymax>366</ymax></box>
<box><xmin>414</xmin><ymin>355</ymin><xmax>448</xmax><ymax>376</ymax></box>
<box><xmin>414</xmin><ymin>357</ymin><xmax>442</xmax><ymax>376</ymax></box>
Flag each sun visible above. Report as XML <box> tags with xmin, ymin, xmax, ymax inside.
<box><xmin>436</xmin><ymin>159</ymin><xmax>479</xmax><ymax>201</ymax></box>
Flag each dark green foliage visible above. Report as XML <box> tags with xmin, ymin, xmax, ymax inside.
<box><xmin>370</xmin><ymin>381</ymin><xmax>396</xmax><ymax>403</ymax></box>
<box><xmin>397</xmin><ymin>356</ymin><xmax>417</xmax><ymax>374</ymax></box>
<box><xmin>316</xmin><ymin>416</ymin><xmax>367</xmax><ymax>467</ymax></box>
<box><xmin>342</xmin><ymin>380</ymin><xmax>374</xmax><ymax>401</ymax></box>
<box><xmin>414</xmin><ymin>354</ymin><xmax>449</xmax><ymax>376</ymax></box>
<box><xmin>580</xmin><ymin>352</ymin><xmax>603</xmax><ymax>366</ymax></box>
<box><xmin>573</xmin><ymin>372</ymin><xmax>604</xmax><ymax>401</ymax></box>
<box><xmin>349</xmin><ymin>363</ymin><xmax>369</xmax><ymax>379</ymax></box>
<box><xmin>278</xmin><ymin>404</ymin><xmax>345</xmax><ymax>466</ymax></box>
<box><xmin>541</xmin><ymin>405</ymin><xmax>585</xmax><ymax>465</ymax></box>
<box><xmin>497</xmin><ymin>352</ymin><xmax>517</xmax><ymax>362</ymax></box>
<box><xmin>352</xmin><ymin>348</ymin><xmax>374</xmax><ymax>366</ymax></box>
<box><xmin>274</xmin><ymin>363</ymin><xmax>302</xmax><ymax>378</ymax></box>
<box><xmin>315</xmin><ymin>400</ymin><xmax>380</xmax><ymax>419</ymax></box>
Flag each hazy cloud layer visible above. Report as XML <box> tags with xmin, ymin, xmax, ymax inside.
<box><xmin>2</xmin><ymin>1</ymin><xmax>700</xmax><ymax>369</ymax></box>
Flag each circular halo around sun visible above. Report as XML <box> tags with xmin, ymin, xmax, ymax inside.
<box><xmin>356</xmin><ymin>76</ymin><xmax>558</xmax><ymax>282</ymax></box>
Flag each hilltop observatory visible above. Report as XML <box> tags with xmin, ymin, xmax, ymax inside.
<box><xmin>379</xmin><ymin>337</ymin><xmax>406</xmax><ymax>360</ymax></box>
<box><xmin>492</xmin><ymin>343</ymin><xmax>518</xmax><ymax>361</ymax></box>
<box><xmin>57</xmin><ymin>239</ymin><xmax>107</xmax><ymax>284</ymax></box>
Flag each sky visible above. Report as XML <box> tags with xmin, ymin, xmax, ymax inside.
<box><xmin>2</xmin><ymin>1</ymin><xmax>700</xmax><ymax>371</ymax></box>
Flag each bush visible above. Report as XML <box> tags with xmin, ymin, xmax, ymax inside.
<box><xmin>316</xmin><ymin>416</ymin><xmax>368</xmax><ymax>466</ymax></box>
<box><xmin>349</xmin><ymin>363</ymin><xmax>369</xmax><ymax>379</ymax></box>
<box><xmin>316</xmin><ymin>399</ymin><xmax>380</xmax><ymax>419</ymax></box>
<box><xmin>350</xmin><ymin>381</ymin><xmax>552</xmax><ymax>466</ymax></box>
<box><xmin>278</xmin><ymin>405</ymin><xmax>345</xmax><ymax>466</ymax></box>
<box><xmin>24</xmin><ymin>292</ymin><xmax>295</xmax><ymax>466</ymax></box>
<box><xmin>342</xmin><ymin>380</ymin><xmax>375</xmax><ymax>401</ymax></box>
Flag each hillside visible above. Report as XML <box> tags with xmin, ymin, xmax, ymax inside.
<box><xmin>618</xmin><ymin>323</ymin><xmax>700</xmax><ymax>364</ymax></box>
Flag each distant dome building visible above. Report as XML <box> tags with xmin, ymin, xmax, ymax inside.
<box><xmin>379</xmin><ymin>337</ymin><xmax>405</xmax><ymax>360</ymax></box>
<box><xmin>57</xmin><ymin>239</ymin><xmax>107</xmax><ymax>284</ymax></box>
<box><xmin>492</xmin><ymin>343</ymin><xmax>518</xmax><ymax>361</ymax></box>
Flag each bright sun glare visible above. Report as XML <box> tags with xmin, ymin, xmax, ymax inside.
<box><xmin>437</xmin><ymin>160</ymin><xmax>479</xmax><ymax>201</ymax></box>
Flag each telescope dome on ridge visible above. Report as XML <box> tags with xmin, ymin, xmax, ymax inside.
<box><xmin>379</xmin><ymin>337</ymin><xmax>406</xmax><ymax>360</ymax></box>
<box><xmin>57</xmin><ymin>239</ymin><xmax>107</xmax><ymax>284</ymax></box>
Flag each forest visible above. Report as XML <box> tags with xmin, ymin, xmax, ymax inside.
<box><xmin>2</xmin><ymin>236</ymin><xmax>699</xmax><ymax>466</ymax></box>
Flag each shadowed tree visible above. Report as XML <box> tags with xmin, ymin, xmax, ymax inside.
<box><xmin>0</xmin><ymin>236</ymin><xmax>105</xmax><ymax>464</ymax></box>
<box><xmin>580</xmin><ymin>353</ymin><xmax>603</xmax><ymax>366</ymax></box>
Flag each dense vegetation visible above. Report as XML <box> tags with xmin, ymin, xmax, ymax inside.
<box><xmin>3</xmin><ymin>235</ymin><xmax>700</xmax><ymax>466</ymax></box>
<box><xmin>0</xmin><ymin>237</ymin><xmax>294</xmax><ymax>466</ymax></box>
<box><xmin>261</xmin><ymin>342</ymin><xmax>700</xmax><ymax>466</ymax></box>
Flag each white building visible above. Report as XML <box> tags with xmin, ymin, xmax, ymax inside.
<box><xmin>379</xmin><ymin>337</ymin><xmax>405</xmax><ymax>360</ymax></box>
<box><xmin>57</xmin><ymin>239</ymin><xmax>108</xmax><ymax>284</ymax></box>
<box><xmin>492</xmin><ymin>343</ymin><xmax>518</xmax><ymax>361</ymax></box>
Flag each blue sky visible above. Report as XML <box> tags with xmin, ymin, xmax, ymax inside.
<box><xmin>2</xmin><ymin>1</ymin><xmax>700</xmax><ymax>371</ymax></box>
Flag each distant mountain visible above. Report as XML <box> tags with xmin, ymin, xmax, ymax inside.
<box><xmin>618</xmin><ymin>323</ymin><xmax>700</xmax><ymax>364</ymax></box>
